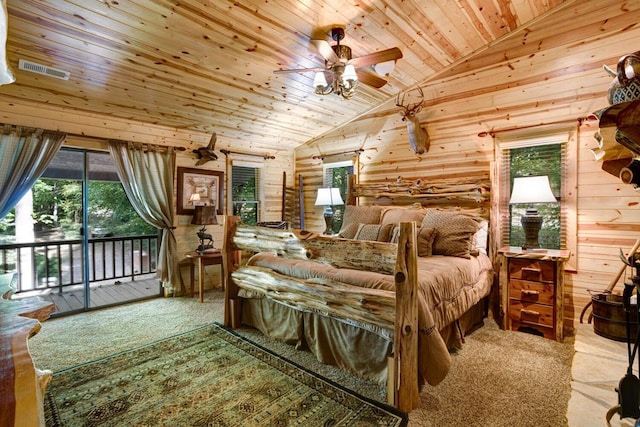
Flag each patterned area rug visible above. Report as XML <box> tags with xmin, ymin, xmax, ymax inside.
<box><xmin>44</xmin><ymin>323</ymin><xmax>407</xmax><ymax>426</ymax></box>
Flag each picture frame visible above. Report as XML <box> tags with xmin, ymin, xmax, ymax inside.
<box><xmin>176</xmin><ymin>167</ymin><xmax>224</xmax><ymax>215</ymax></box>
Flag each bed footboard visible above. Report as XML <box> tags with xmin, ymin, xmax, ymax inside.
<box><xmin>222</xmin><ymin>216</ymin><xmax>420</xmax><ymax>411</ymax></box>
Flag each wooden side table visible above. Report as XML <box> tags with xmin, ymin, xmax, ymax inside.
<box><xmin>185</xmin><ymin>250</ymin><xmax>224</xmax><ymax>303</ymax></box>
<box><xmin>499</xmin><ymin>246</ymin><xmax>570</xmax><ymax>342</ymax></box>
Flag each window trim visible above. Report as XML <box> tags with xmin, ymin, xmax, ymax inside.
<box><xmin>495</xmin><ymin>125</ymin><xmax>577</xmax><ymax>271</ymax></box>
<box><xmin>229</xmin><ymin>158</ymin><xmax>264</xmax><ymax>225</ymax></box>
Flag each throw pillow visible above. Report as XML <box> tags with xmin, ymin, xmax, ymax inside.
<box><xmin>417</xmin><ymin>227</ymin><xmax>437</xmax><ymax>257</ymax></box>
<box><xmin>380</xmin><ymin>205</ymin><xmax>427</xmax><ymax>226</ymax></box>
<box><xmin>421</xmin><ymin>209</ymin><xmax>481</xmax><ymax>258</ymax></box>
<box><xmin>338</xmin><ymin>205</ymin><xmax>383</xmax><ymax>239</ymax></box>
<box><xmin>353</xmin><ymin>223</ymin><xmax>395</xmax><ymax>242</ymax></box>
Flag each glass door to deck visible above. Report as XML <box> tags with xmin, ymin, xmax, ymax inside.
<box><xmin>0</xmin><ymin>148</ymin><xmax>161</xmax><ymax>316</ymax></box>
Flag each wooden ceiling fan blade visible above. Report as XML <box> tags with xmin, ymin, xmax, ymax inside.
<box><xmin>274</xmin><ymin>66</ymin><xmax>326</xmax><ymax>74</ymax></box>
<box><xmin>310</xmin><ymin>39</ymin><xmax>339</xmax><ymax>63</ymax></box>
<box><xmin>349</xmin><ymin>47</ymin><xmax>403</xmax><ymax>68</ymax></box>
<box><xmin>356</xmin><ymin>69</ymin><xmax>388</xmax><ymax>88</ymax></box>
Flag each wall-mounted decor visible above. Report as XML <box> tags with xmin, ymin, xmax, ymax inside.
<box><xmin>177</xmin><ymin>167</ymin><xmax>224</xmax><ymax>215</ymax></box>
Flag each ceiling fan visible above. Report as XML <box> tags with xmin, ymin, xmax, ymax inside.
<box><xmin>274</xmin><ymin>27</ymin><xmax>403</xmax><ymax>99</ymax></box>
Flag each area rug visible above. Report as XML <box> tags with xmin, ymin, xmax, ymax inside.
<box><xmin>44</xmin><ymin>322</ymin><xmax>407</xmax><ymax>427</ymax></box>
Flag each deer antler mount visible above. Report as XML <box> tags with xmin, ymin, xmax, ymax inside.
<box><xmin>396</xmin><ymin>87</ymin><xmax>430</xmax><ymax>155</ymax></box>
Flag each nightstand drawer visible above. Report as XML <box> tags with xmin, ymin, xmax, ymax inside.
<box><xmin>508</xmin><ymin>300</ymin><xmax>554</xmax><ymax>327</ymax></box>
<box><xmin>508</xmin><ymin>258</ymin><xmax>555</xmax><ymax>283</ymax></box>
<box><xmin>509</xmin><ymin>279</ymin><xmax>554</xmax><ymax>305</ymax></box>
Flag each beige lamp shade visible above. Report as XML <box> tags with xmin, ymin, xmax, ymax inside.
<box><xmin>509</xmin><ymin>176</ymin><xmax>556</xmax><ymax>204</ymax></box>
<box><xmin>314</xmin><ymin>188</ymin><xmax>344</xmax><ymax>206</ymax></box>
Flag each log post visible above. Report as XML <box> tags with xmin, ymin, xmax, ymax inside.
<box><xmin>391</xmin><ymin>221</ymin><xmax>420</xmax><ymax>411</ymax></box>
<box><xmin>223</xmin><ymin>216</ymin><xmax>241</xmax><ymax>328</ymax></box>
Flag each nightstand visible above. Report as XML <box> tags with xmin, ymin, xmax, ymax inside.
<box><xmin>499</xmin><ymin>246</ymin><xmax>571</xmax><ymax>342</ymax></box>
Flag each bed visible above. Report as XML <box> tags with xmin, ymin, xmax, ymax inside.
<box><xmin>221</xmin><ymin>175</ymin><xmax>494</xmax><ymax>411</ymax></box>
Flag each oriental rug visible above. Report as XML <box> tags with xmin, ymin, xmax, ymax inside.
<box><xmin>44</xmin><ymin>322</ymin><xmax>407</xmax><ymax>427</ymax></box>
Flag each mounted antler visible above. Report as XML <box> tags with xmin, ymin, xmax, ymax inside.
<box><xmin>395</xmin><ymin>87</ymin><xmax>430</xmax><ymax>155</ymax></box>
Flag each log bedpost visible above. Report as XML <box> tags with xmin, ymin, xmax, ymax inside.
<box><xmin>223</xmin><ymin>216</ymin><xmax>241</xmax><ymax>328</ymax></box>
<box><xmin>390</xmin><ymin>221</ymin><xmax>420</xmax><ymax>411</ymax></box>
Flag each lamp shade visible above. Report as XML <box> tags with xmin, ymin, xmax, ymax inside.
<box><xmin>314</xmin><ymin>188</ymin><xmax>344</xmax><ymax>206</ymax></box>
<box><xmin>313</xmin><ymin>71</ymin><xmax>328</xmax><ymax>88</ymax></box>
<box><xmin>509</xmin><ymin>176</ymin><xmax>557</xmax><ymax>205</ymax></box>
<box><xmin>191</xmin><ymin>205</ymin><xmax>218</xmax><ymax>225</ymax></box>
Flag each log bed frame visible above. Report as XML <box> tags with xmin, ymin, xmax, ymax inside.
<box><xmin>221</xmin><ymin>174</ymin><xmax>492</xmax><ymax>413</ymax></box>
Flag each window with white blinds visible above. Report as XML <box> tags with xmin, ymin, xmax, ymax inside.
<box><xmin>499</xmin><ymin>143</ymin><xmax>566</xmax><ymax>249</ymax></box>
<box><xmin>322</xmin><ymin>160</ymin><xmax>353</xmax><ymax>233</ymax></box>
<box><xmin>231</xmin><ymin>164</ymin><xmax>261</xmax><ymax>225</ymax></box>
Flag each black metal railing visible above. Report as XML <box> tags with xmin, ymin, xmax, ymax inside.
<box><xmin>0</xmin><ymin>234</ymin><xmax>158</xmax><ymax>294</ymax></box>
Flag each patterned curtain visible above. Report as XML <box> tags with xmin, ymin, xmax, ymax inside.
<box><xmin>108</xmin><ymin>140</ymin><xmax>178</xmax><ymax>293</ymax></box>
<box><xmin>0</xmin><ymin>125</ymin><xmax>65</xmax><ymax>219</ymax></box>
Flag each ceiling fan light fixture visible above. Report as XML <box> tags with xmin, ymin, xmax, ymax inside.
<box><xmin>342</xmin><ymin>64</ymin><xmax>357</xmax><ymax>82</ymax></box>
<box><xmin>373</xmin><ymin>60</ymin><xmax>395</xmax><ymax>77</ymax></box>
<box><xmin>313</xmin><ymin>71</ymin><xmax>333</xmax><ymax>95</ymax></box>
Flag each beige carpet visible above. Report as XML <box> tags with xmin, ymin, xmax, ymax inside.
<box><xmin>29</xmin><ymin>289</ymin><xmax>574</xmax><ymax>426</ymax></box>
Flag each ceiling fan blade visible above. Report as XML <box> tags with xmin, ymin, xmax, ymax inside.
<box><xmin>349</xmin><ymin>47</ymin><xmax>403</xmax><ymax>68</ymax></box>
<box><xmin>310</xmin><ymin>39</ymin><xmax>339</xmax><ymax>63</ymax></box>
<box><xmin>356</xmin><ymin>69</ymin><xmax>388</xmax><ymax>89</ymax></box>
<box><xmin>274</xmin><ymin>66</ymin><xmax>326</xmax><ymax>74</ymax></box>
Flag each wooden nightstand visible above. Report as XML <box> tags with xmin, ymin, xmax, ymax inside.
<box><xmin>499</xmin><ymin>246</ymin><xmax>570</xmax><ymax>342</ymax></box>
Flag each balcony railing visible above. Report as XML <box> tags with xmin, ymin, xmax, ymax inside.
<box><xmin>0</xmin><ymin>234</ymin><xmax>158</xmax><ymax>294</ymax></box>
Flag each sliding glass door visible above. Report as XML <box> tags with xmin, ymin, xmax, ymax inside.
<box><xmin>0</xmin><ymin>148</ymin><xmax>162</xmax><ymax>316</ymax></box>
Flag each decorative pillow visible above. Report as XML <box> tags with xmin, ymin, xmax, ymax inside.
<box><xmin>380</xmin><ymin>205</ymin><xmax>427</xmax><ymax>226</ymax></box>
<box><xmin>338</xmin><ymin>205</ymin><xmax>383</xmax><ymax>239</ymax></box>
<box><xmin>421</xmin><ymin>209</ymin><xmax>481</xmax><ymax>259</ymax></box>
<box><xmin>353</xmin><ymin>223</ymin><xmax>395</xmax><ymax>242</ymax></box>
<box><xmin>473</xmin><ymin>220</ymin><xmax>489</xmax><ymax>255</ymax></box>
<box><xmin>417</xmin><ymin>227</ymin><xmax>437</xmax><ymax>257</ymax></box>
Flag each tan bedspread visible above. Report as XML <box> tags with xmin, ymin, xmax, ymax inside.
<box><xmin>242</xmin><ymin>252</ymin><xmax>493</xmax><ymax>387</ymax></box>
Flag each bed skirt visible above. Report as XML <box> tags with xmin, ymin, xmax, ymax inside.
<box><xmin>240</xmin><ymin>296</ymin><xmax>487</xmax><ymax>385</ymax></box>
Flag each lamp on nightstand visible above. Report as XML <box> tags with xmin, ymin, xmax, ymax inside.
<box><xmin>509</xmin><ymin>175</ymin><xmax>557</xmax><ymax>249</ymax></box>
<box><xmin>315</xmin><ymin>187</ymin><xmax>344</xmax><ymax>235</ymax></box>
<box><xmin>191</xmin><ymin>205</ymin><xmax>218</xmax><ymax>253</ymax></box>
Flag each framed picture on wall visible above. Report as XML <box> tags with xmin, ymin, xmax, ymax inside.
<box><xmin>177</xmin><ymin>167</ymin><xmax>224</xmax><ymax>215</ymax></box>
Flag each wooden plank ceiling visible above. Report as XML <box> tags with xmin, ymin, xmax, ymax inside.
<box><xmin>1</xmin><ymin>0</ymin><xmax>575</xmax><ymax>151</ymax></box>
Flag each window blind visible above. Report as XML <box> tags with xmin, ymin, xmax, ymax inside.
<box><xmin>499</xmin><ymin>141</ymin><xmax>567</xmax><ymax>249</ymax></box>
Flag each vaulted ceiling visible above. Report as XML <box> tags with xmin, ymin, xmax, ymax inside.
<box><xmin>0</xmin><ymin>0</ymin><xmax>631</xmax><ymax>152</ymax></box>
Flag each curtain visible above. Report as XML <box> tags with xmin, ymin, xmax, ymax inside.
<box><xmin>108</xmin><ymin>140</ymin><xmax>178</xmax><ymax>292</ymax></box>
<box><xmin>0</xmin><ymin>125</ymin><xmax>65</xmax><ymax>219</ymax></box>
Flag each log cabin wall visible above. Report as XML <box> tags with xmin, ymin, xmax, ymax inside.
<box><xmin>0</xmin><ymin>98</ymin><xmax>294</xmax><ymax>294</ymax></box>
<box><xmin>295</xmin><ymin>17</ymin><xmax>640</xmax><ymax>332</ymax></box>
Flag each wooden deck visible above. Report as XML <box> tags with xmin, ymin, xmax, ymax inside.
<box><xmin>13</xmin><ymin>275</ymin><xmax>162</xmax><ymax>316</ymax></box>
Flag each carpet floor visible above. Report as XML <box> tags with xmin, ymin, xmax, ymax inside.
<box><xmin>29</xmin><ymin>289</ymin><xmax>575</xmax><ymax>426</ymax></box>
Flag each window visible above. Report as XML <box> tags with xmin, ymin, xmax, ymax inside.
<box><xmin>497</xmin><ymin>126</ymin><xmax>577</xmax><ymax>265</ymax></box>
<box><xmin>231</xmin><ymin>163</ymin><xmax>261</xmax><ymax>225</ymax></box>
<box><xmin>323</xmin><ymin>160</ymin><xmax>353</xmax><ymax>233</ymax></box>
<box><xmin>507</xmin><ymin>144</ymin><xmax>563</xmax><ymax>249</ymax></box>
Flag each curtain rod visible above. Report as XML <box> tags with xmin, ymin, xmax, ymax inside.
<box><xmin>312</xmin><ymin>148</ymin><xmax>364</xmax><ymax>160</ymax></box>
<box><xmin>477</xmin><ymin>114</ymin><xmax>598</xmax><ymax>137</ymax></box>
<box><xmin>219</xmin><ymin>149</ymin><xmax>275</xmax><ymax>160</ymax></box>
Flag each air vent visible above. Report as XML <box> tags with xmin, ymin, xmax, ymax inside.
<box><xmin>18</xmin><ymin>59</ymin><xmax>70</xmax><ymax>80</ymax></box>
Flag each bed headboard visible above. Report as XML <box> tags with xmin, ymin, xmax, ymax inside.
<box><xmin>346</xmin><ymin>174</ymin><xmax>491</xmax><ymax>219</ymax></box>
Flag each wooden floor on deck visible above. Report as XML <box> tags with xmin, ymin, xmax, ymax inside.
<box><xmin>14</xmin><ymin>275</ymin><xmax>162</xmax><ymax>316</ymax></box>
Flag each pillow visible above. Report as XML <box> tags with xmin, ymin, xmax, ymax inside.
<box><xmin>421</xmin><ymin>209</ymin><xmax>481</xmax><ymax>259</ymax></box>
<box><xmin>353</xmin><ymin>223</ymin><xmax>395</xmax><ymax>242</ymax></box>
<box><xmin>380</xmin><ymin>205</ymin><xmax>427</xmax><ymax>226</ymax></box>
<box><xmin>338</xmin><ymin>205</ymin><xmax>383</xmax><ymax>239</ymax></box>
<box><xmin>473</xmin><ymin>220</ymin><xmax>489</xmax><ymax>255</ymax></box>
<box><xmin>417</xmin><ymin>227</ymin><xmax>437</xmax><ymax>257</ymax></box>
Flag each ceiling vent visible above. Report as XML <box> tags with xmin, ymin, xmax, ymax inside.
<box><xmin>18</xmin><ymin>59</ymin><xmax>70</xmax><ymax>80</ymax></box>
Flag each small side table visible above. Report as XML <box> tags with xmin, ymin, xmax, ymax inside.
<box><xmin>499</xmin><ymin>246</ymin><xmax>570</xmax><ymax>342</ymax></box>
<box><xmin>185</xmin><ymin>250</ymin><xmax>224</xmax><ymax>303</ymax></box>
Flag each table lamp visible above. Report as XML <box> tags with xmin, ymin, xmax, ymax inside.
<box><xmin>509</xmin><ymin>175</ymin><xmax>557</xmax><ymax>249</ymax></box>
<box><xmin>191</xmin><ymin>205</ymin><xmax>218</xmax><ymax>253</ymax></box>
<box><xmin>315</xmin><ymin>187</ymin><xmax>344</xmax><ymax>235</ymax></box>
